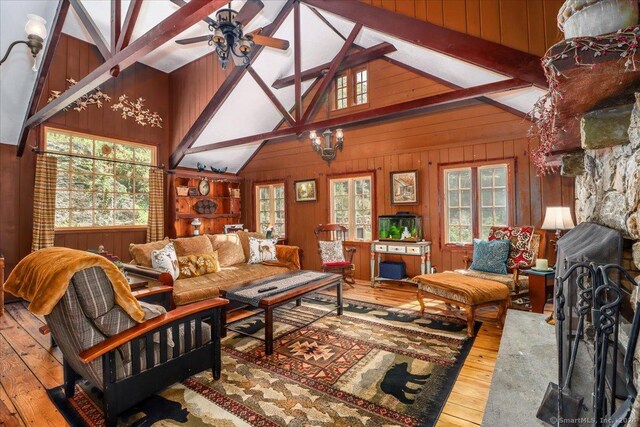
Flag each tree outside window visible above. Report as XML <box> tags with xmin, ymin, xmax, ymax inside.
<box><xmin>443</xmin><ymin>163</ymin><xmax>511</xmax><ymax>244</ymax></box>
<box><xmin>45</xmin><ymin>128</ymin><xmax>155</xmax><ymax>229</ymax></box>
<box><xmin>255</xmin><ymin>183</ymin><xmax>286</xmax><ymax>237</ymax></box>
<box><xmin>329</xmin><ymin>175</ymin><xmax>373</xmax><ymax>240</ymax></box>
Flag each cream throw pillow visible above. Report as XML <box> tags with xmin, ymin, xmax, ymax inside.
<box><xmin>151</xmin><ymin>242</ymin><xmax>179</xmax><ymax>280</ymax></box>
<box><xmin>248</xmin><ymin>237</ymin><xmax>278</xmax><ymax>264</ymax></box>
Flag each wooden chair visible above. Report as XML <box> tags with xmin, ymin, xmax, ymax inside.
<box><xmin>44</xmin><ymin>266</ymin><xmax>227</xmax><ymax>427</ymax></box>
<box><xmin>314</xmin><ymin>224</ymin><xmax>356</xmax><ymax>288</ymax></box>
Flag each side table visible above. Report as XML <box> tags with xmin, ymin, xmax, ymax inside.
<box><xmin>521</xmin><ymin>268</ymin><xmax>555</xmax><ymax>314</ymax></box>
<box><xmin>370</xmin><ymin>240</ymin><xmax>432</xmax><ymax>287</ymax></box>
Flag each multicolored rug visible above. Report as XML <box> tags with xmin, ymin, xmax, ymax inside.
<box><xmin>48</xmin><ymin>296</ymin><xmax>479</xmax><ymax>426</ymax></box>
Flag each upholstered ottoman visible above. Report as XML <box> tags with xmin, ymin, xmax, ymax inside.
<box><xmin>414</xmin><ymin>272</ymin><xmax>510</xmax><ymax>337</ymax></box>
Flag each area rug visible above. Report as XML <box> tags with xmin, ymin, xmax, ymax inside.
<box><xmin>48</xmin><ymin>296</ymin><xmax>479</xmax><ymax>426</ymax></box>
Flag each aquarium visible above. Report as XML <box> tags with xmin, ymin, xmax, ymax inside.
<box><xmin>378</xmin><ymin>212</ymin><xmax>422</xmax><ymax>241</ymax></box>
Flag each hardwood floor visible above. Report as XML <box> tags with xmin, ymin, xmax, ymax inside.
<box><xmin>0</xmin><ymin>280</ymin><xmax>507</xmax><ymax>426</ymax></box>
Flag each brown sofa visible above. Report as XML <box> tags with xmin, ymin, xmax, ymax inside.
<box><xmin>127</xmin><ymin>232</ymin><xmax>301</xmax><ymax>306</ymax></box>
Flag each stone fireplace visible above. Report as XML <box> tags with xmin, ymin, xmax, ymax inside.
<box><xmin>572</xmin><ymin>92</ymin><xmax>640</xmax><ymax>275</ymax></box>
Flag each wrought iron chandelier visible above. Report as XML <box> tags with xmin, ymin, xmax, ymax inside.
<box><xmin>310</xmin><ymin>129</ymin><xmax>344</xmax><ymax>164</ymax></box>
<box><xmin>207</xmin><ymin>4</ymin><xmax>255</xmax><ymax>69</ymax></box>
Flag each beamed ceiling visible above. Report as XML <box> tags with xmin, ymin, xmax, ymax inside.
<box><xmin>1</xmin><ymin>0</ymin><xmax>548</xmax><ymax>173</ymax></box>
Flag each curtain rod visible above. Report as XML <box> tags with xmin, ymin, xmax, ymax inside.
<box><xmin>32</xmin><ymin>148</ymin><xmax>165</xmax><ymax>170</ymax></box>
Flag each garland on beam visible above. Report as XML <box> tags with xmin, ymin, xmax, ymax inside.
<box><xmin>47</xmin><ymin>78</ymin><xmax>111</xmax><ymax>112</ymax></box>
<box><xmin>529</xmin><ymin>26</ymin><xmax>640</xmax><ymax>175</ymax></box>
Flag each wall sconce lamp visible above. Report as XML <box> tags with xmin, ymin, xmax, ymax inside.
<box><xmin>0</xmin><ymin>14</ymin><xmax>48</xmax><ymax>70</ymax></box>
<box><xmin>310</xmin><ymin>128</ymin><xmax>344</xmax><ymax>164</ymax></box>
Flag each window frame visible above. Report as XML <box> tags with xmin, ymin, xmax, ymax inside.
<box><xmin>353</xmin><ymin>67</ymin><xmax>368</xmax><ymax>106</ymax></box>
<box><xmin>327</xmin><ymin>171</ymin><xmax>376</xmax><ymax>242</ymax></box>
<box><xmin>43</xmin><ymin>126</ymin><xmax>158</xmax><ymax>231</ymax></box>
<box><xmin>331</xmin><ymin>65</ymin><xmax>370</xmax><ymax>111</ymax></box>
<box><xmin>334</xmin><ymin>73</ymin><xmax>349</xmax><ymax>110</ymax></box>
<box><xmin>253</xmin><ymin>181</ymin><xmax>287</xmax><ymax>238</ymax></box>
<box><xmin>439</xmin><ymin>159</ymin><xmax>516</xmax><ymax>249</ymax></box>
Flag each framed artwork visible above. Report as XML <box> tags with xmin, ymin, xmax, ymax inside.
<box><xmin>294</xmin><ymin>179</ymin><xmax>317</xmax><ymax>202</ymax></box>
<box><xmin>391</xmin><ymin>170</ymin><xmax>419</xmax><ymax>205</ymax></box>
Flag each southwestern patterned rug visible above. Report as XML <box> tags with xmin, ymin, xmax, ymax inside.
<box><xmin>48</xmin><ymin>296</ymin><xmax>479</xmax><ymax>426</ymax></box>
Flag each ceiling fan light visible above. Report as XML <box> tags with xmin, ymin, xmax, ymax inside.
<box><xmin>335</xmin><ymin>129</ymin><xmax>344</xmax><ymax>140</ymax></box>
<box><xmin>25</xmin><ymin>14</ymin><xmax>47</xmax><ymax>40</ymax></box>
<box><xmin>212</xmin><ymin>28</ymin><xmax>225</xmax><ymax>45</ymax></box>
<box><xmin>216</xmin><ymin>9</ymin><xmax>236</xmax><ymax>24</ymax></box>
<box><xmin>238</xmin><ymin>39</ymin><xmax>252</xmax><ymax>54</ymax></box>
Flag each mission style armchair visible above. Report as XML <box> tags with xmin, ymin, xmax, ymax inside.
<box><xmin>45</xmin><ymin>266</ymin><xmax>227</xmax><ymax>427</ymax></box>
<box><xmin>314</xmin><ymin>224</ymin><xmax>356</xmax><ymax>287</ymax></box>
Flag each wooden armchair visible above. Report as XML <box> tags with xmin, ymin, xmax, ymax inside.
<box><xmin>314</xmin><ymin>224</ymin><xmax>356</xmax><ymax>288</ymax></box>
<box><xmin>460</xmin><ymin>229</ymin><xmax>546</xmax><ymax>300</ymax></box>
<box><xmin>44</xmin><ymin>266</ymin><xmax>227</xmax><ymax>427</ymax></box>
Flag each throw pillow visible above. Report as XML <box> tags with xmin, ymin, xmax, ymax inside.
<box><xmin>177</xmin><ymin>252</ymin><xmax>221</xmax><ymax>279</ymax></box>
<box><xmin>129</xmin><ymin>238</ymin><xmax>170</xmax><ymax>267</ymax></box>
<box><xmin>151</xmin><ymin>242</ymin><xmax>179</xmax><ymax>280</ymax></box>
<box><xmin>488</xmin><ymin>226</ymin><xmax>535</xmax><ymax>269</ymax></box>
<box><xmin>248</xmin><ymin>237</ymin><xmax>278</xmax><ymax>264</ymax></box>
<box><xmin>206</xmin><ymin>234</ymin><xmax>245</xmax><ymax>267</ymax></box>
<box><xmin>172</xmin><ymin>235</ymin><xmax>214</xmax><ymax>258</ymax></box>
<box><xmin>237</xmin><ymin>231</ymin><xmax>266</xmax><ymax>262</ymax></box>
<box><xmin>319</xmin><ymin>240</ymin><xmax>346</xmax><ymax>264</ymax></box>
<box><xmin>469</xmin><ymin>239</ymin><xmax>511</xmax><ymax>275</ymax></box>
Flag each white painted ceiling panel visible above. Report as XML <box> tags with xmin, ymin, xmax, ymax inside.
<box><xmin>0</xmin><ymin>0</ymin><xmax>58</xmax><ymax>145</ymax></box>
<box><xmin>486</xmin><ymin>87</ymin><xmax>547</xmax><ymax>115</ymax></box>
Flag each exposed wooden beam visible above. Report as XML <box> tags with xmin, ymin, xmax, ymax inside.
<box><xmin>116</xmin><ymin>0</ymin><xmax>143</xmax><ymax>52</ymax></box>
<box><xmin>187</xmin><ymin>78</ymin><xmax>531</xmax><ymax>154</ymax></box>
<box><xmin>302</xmin><ymin>0</ymin><xmax>547</xmax><ymax>88</ymax></box>
<box><xmin>16</xmin><ymin>0</ymin><xmax>70</xmax><ymax>157</ymax></box>
<box><xmin>293</xmin><ymin>2</ymin><xmax>302</xmax><ymax>122</ymax></box>
<box><xmin>168</xmin><ymin>0</ymin><xmax>295</xmax><ymax>169</ymax></box>
<box><xmin>301</xmin><ymin>23</ymin><xmax>362</xmax><ymax>124</ymax></box>
<box><xmin>69</xmin><ymin>0</ymin><xmax>111</xmax><ymax>60</ymax></box>
<box><xmin>272</xmin><ymin>42</ymin><xmax>396</xmax><ymax>89</ymax></box>
<box><xmin>111</xmin><ymin>0</ymin><xmax>121</xmax><ymax>53</ymax></box>
<box><xmin>21</xmin><ymin>0</ymin><xmax>227</xmax><ymax>150</ymax></box>
<box><xmin>247</xmin><ymin>66</ymin><xmax>296</xmax><ymax>127</ymax></box>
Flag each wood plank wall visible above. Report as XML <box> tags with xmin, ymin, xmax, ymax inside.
<box><xmin>0</xmin><ymin>34</ymin><xmax>170</xmax><ymax>279</ymax></box>
<box><xmin>239</xmin><ymin>59</ymin><xmax>575</xmax><ymax>280</ymax></box>
<box><xmin>360</xmin><ymin>0</ymin><xmax>565</xmax><ymax>56</ymax></box>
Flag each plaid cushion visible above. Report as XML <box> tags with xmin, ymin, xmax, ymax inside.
<box><xmin>71</xmin><ymin>267</ymin><xmax>115</xmax><ymax>319</ymax></box>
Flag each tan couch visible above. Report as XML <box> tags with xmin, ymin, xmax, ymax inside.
<box><xmin>128</xmin><ymin>232</ymin><xmax>301</xmax><ymax>306</ymax></box>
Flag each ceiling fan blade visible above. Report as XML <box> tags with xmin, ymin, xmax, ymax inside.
<box><xmin>175</xmin><ymin>35</ymin><xmax>211</xmax><ymax>45</ymax></box>
<box><xmin>234</xmin><ymin>0</ymin><xmax>264</xmax><ymax>26</ymax></box>
<box><xmin>169</xmin><ymin>0</ymin><xmax>216</xmax><ymax>27</ymax></box>
<box><xmin>251</xmin><ymin>33</ymin><xmax>290</xmax><ymax>50</ymax></box>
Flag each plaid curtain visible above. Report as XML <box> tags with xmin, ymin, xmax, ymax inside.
<box><xmin>147</xmin><ymin>168</ymin><xmax>164</xmax><ymax>243</ymax></box>
<box><xmin>32</xmin><ymin>155</ymin><xmax>57</xmax><ymax>252</ymax></box>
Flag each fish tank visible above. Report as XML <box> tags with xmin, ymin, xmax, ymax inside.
<box><xmin>378</xmin><ymin>212</ymin><xmax>422</xmax><ymax>242</ymax></box>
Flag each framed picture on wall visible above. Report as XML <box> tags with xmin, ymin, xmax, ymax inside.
<box><xmin>390</xmin><ymin>170</ymin><xmax>419</xmax><ymax>205</ymax></box>
<box><xmin>294</xmin><ymin>179</ymin><xmax>317</xmax><ymax>202</ymax></box>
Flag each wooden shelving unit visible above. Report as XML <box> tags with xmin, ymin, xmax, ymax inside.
<box><xmin>168</xmin><ymin>169</ymin><xmax>242</xmax><ymax>237</ymax></box>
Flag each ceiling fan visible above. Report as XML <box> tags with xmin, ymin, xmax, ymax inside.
<box><xmin>172</xmin><ymin>0</ymin><xmax>290</xmax><ymax>69</ymax></box>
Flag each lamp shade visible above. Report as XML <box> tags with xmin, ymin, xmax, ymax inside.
<box><xmin>25</xmin><ymin>14</ymin><xmax>47</xmax><ymax>40</ymax></box>
<box><xmin>541</xmin><ymin>206</ymin><xmax>575</xmax><ymax>230</ymax></box>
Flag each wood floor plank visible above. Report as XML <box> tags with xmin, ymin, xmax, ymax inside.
<box><xmin>0</xmin><ymin>384</ymin><xmax>24</xmax><ymax>427</ymax></box>
<box><xmin>3</xmin><ymin>303</ymin><xmax>62</xmax><ymax>363</ymax></box>
<box><xmin>0</xmin><ymin>334</ymin><xmax>67</xmax><ymax>426</ymax></box>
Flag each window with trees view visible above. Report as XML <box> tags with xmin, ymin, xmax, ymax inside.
<box><xmin>354</xmin><ymin>68</ymin><xmax>367</xmax><ymax>105</ymax></box>
<box><xmin>335</xmin><ymin>74</ymin><xmax>348</xmax><ymax>109</ymax></box>
<box><xmin>330</xmin><ymin>175</ymin><xmax>373</xmax><ymax>240</ymax></box>
<box><xmin>443</xmin><ymin>163</ymin><xmax>511</xmax><ymax>245</ymax></box>
<box><xmin>255</xmin><ymin>183</ymin><xmax>286</xmax><ymax>237</ymax></box>
<box><xmin>45</xmin><ymin>128</ymin><xmax>156</xmax><ymax>229</ymax></box>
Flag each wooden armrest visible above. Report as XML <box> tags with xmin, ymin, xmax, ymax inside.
<box><xmin>123</xmin><ymin>264</ymin><xmax>173</xmax><ymax>286</ymax></box>
<box><xmin>79</xmin><ymin>298</ymin><xmax>229</xmax><ymax>363</ymax></box>
<box><xmin>131</xmin><ymin>285</ymin><xmax>173</xmax><ymax>300</ymax></box>
<box><xmin>462</xmin><ymin>256</ymin><xmax>472</xmax><ymax>269</ymax></box>
<box><xmin>344</xmin><ymin>246</ymin><xmax>356</xmax><ymax>263</ymax></box>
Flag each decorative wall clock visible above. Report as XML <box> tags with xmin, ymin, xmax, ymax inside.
<box><xmin>198</xmin><ymin>179</ymin><xmax>210</xmax><ymax>196</ymax></box>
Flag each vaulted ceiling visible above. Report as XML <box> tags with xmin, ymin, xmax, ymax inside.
<box><xmin>1</xmin><ymin>0</ymin><xmax>550</xmax><ymax>173</ymax></box>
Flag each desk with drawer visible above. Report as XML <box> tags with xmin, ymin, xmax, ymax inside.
<box><xmin>370</xmin><ymin>240</ymin><xmax>432</xmax><ymax>287</ymax></box>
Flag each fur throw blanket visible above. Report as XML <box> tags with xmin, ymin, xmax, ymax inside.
<box><xmin>4</xmin><ymin>247</ymin><xmax>144</xmax><ymax>322</ymax></box>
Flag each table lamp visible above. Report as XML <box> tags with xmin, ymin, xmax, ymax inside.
<box><xmin>541</xmin><ymin>206</ymin><xmax>575</xmax><ymax>243</ymax></box>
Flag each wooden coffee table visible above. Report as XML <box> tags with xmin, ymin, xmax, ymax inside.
<box><xmin>224</xmin><ymin>271</ymin><xmax>342</xmax><ymax>355</ymax></box>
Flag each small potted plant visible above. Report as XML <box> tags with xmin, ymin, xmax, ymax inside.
<box><xmin>265</xmin><ymin>224</ymin><xmax>275</xmax><ymax>239</ymax></box>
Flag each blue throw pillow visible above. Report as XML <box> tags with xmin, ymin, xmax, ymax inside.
<box><xmin>469</xmin><ymin>239</ymin><xmax>510</xmax><ymax>275</ymax></box>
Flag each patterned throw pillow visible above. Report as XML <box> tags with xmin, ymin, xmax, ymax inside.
<box><xmin>177</xmin><ymin>252</ymin><xmax>221</xmax><ymax>279</ymax></box>
<box><xmin>488</xmin><ymin>226</ymin><xmax>535</xmax><ymax>270</ymax></box>
<box><xmin>319</xmin><ymin>241</ymin><xmax>345</xmax><ymax>264</ymax></box>
<box><xmin>469</xmin><ymin>239</ymin><xmax>511</xmax><ymax>275</ymax></box>
<box><xmin>248</xmin><ymin>237</ymin><xmax>278</xmax><ymax>264</ymax></box>
<box><xmin>151</xmin><ymin>242</ymin><xmax>179</xmax><ymax>280</ymax></box>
